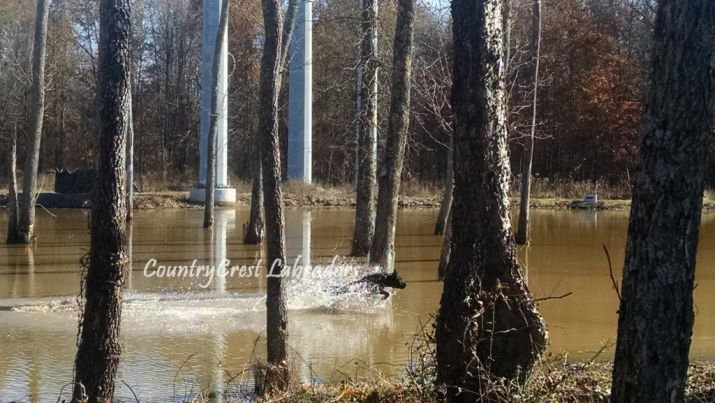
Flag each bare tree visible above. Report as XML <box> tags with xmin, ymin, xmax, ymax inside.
<box><xmin>435</xmin><ymin>0</ymin><xmax>547</xmax><ymax>399</ymax></box>
<box><xmin>16</xmin><ymin>0</ymin><xmax>50</xmax><ymax>245</ymax></box>
<box><xmin>126</xmin><ymin>94</ymin><xmax>134</xmax><ymax>221</ymax></box>
<box><xmin>243</xmin><ymin>102</ymin><xmax>264</xmax><ymax>244</ymax></box>
<box><xmin>203</xmin><ymin>0</ymin><xmax>230</xmax><ymax>228</ymax></box>
<box><xmin>410</xmin><ymin>42</ymin><xmax>453</xmax><ymax>237</ymax></box>
<box><xmin>244</xmin><ymin>0</ymin><xmax>298</xmax><ymax>245</ymax></box>
<box><xmin>262</xmin><ymin>5</ymin><xmax>286</xmax><ymax>377</ymax></box>
<box><xmin>278</xmin><ymin>0</ymin><xmax>299</xmax><ymax>74</ymax></box>
<box><xmin>611</xmin><ymin>1</ymin><xmax>715</xmax><ymax>401</ymax></box>
<box><xmin>72</xmin><ymin>0</ymin><xmax>131</xmax><ymax>400</ymax></box>
<box><xmin>368</xmin><ymin>0</ymin><xmax>416</xmax><ymax>270</ymax></box>
<box><xmin>256</xmin><ymin>0</ymin><xmax>299</xmax><ymax>392</ymax></box>
<box><xmin>351</xmin><ymin>0</ymin><xmax>379</xmax><ymax>256</ymax></box>
<box><xmin>515</xmin><ymin>0</ymin><xmax>541</xmax><ymax>246</ymax></box>
<box><xmin>244</xmin><ymin>162</ymin><xmax>265</xmax><ymax>244</ymax></box>
<box><xmin>433</xmin><ymin>141</ymin><xmax>452</xmax><ymax>235</ymax></box>
<box><xmin>436</xmin><ymin>206</ymin><xmax>451</xmax><ymax>280</ymax></box>
<box><xmin>6</xmin><ymin>128</ymin><xmax>21</xmax><ymax>244</ymax></box>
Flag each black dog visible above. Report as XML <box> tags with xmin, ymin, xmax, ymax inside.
<box><xmin>332</xmin><ymin>270</ymin><xmax>407</xmax><ymax>299</ymax></box>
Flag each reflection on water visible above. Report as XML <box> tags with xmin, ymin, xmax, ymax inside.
<box><xmin>0</xmin><ymin>208</ymin><xmax>714</xmax><ymax>400</ymax></box>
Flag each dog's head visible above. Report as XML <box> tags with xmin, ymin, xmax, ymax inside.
<box><xmin>385</xmin><ymin>271</ymin><xmax>407</xmax><ymax>289</ymax></box>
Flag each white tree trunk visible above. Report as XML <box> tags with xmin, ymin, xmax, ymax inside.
<box><xmin>17</xmin><ymin>0</ymin><xmax>51</xmax><ymax>244</ymax></box>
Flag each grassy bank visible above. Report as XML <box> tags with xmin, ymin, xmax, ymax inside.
<box><xmin>177</xmin><ymin>359</ymin><xmax>715</xmax><ymax>402</ymax></box>
<box><xmin>280</xmin><ymin>361</ymin><xmax>715</xmax><ymax>402</ymax></box>
<box><xmin>0</xmin><ymin>181</ymin><xmax>713</xmax><ymax>211</ymax></box>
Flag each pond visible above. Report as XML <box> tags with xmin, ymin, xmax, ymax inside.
<box><xmin>0</xmin><ymin>207</ymin><xmax>713</xmax><ymax>401</ymax></box>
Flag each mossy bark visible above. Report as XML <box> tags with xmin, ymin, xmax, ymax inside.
<box><xmin>611</xmin><ymin>1</ymin><xmax>715</xmax><ymax>401</ymax></box>
<box><xmin>435</xmin><ymin>0</ymin><xmax>547</xmax><ymax>399</ymax></box>
<box><xmin>72</xmin><ymin>0</ymin><xmax>131</xmax><ymax>400</ymax></box>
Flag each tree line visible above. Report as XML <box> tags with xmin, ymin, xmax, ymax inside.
<box><xmin>2</xmin><ymin>0</ymin><xmax>712</xmax><ymax>190</ymax></box>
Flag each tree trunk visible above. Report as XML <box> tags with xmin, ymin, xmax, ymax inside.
<box><xmin>245</xmin><ymin>0</ymin><xmax>298</xmax><ymax>245</ymax></box>
<box><xmin>259</xmin><ymin>0</ymin><xmax>289</xmax><ymax>392</ymax></box>
<box><xmin>279</xmin><ymin>0</ymin><xmax>299</xmax><ymax>74</ymax></box>
<box><xmin>245</xmin><ymin>94</ymin><xmax>266</xmax><ymax>244</ymax></box>
<box><xmin>55</xmin><ymin>95</ymin><xmax>66</xmax><ymax>168</ymax></box>
<box><xmin>126</xmin><ymin>94</ymin><xmax>134</xmax><ymax>222</ymax></box>
<box><xmin>16</xmin><ymin>0</ymin><xmax>50</xmax><ymax>245</ymax></box>
<box><xmin>611</xmin><ymin>1</ymin><xmax>714</xmax><ymax>401</ymax></box>
<box><xmin>437</xmin><ymin>206</ymin><xmax>451</xmax><ymax>280</ymax></box>
<box><xmin>203</xmin><ymin>0</ymin><xmax>230</xmax><ymax>228</ymax></box>
<box><xmin>435</xmin><ymin>0</ymin><xmax>547</xmax><ymax>399</ymax></box>
<box><xmin>6</xmin><ymin>128</ymin><xmax>21</xmax><ymax>244</ymax></box>
<box><xmin>368</xmin><ymin>0</ymin><xmax>415</xmax><ymax>270</ymax></box>
<box><xmin>434</xmin><ymin>138</ymin><xmax>453</xmax><ymax>235</ymax></box>
<box><xmin>244</xmin><ymin>160</ymin><xmax>265</xmax><ymax>244</ymax></box>
<box><xmin>72</xmin><ymin>0</ymin><xmax>131</xmax><ymax>400</ymax></box>
<box><xmin>503</xmin><ymin>0</ymin><xmax>512</xmax><ymax>73</ymax></box>
<box><xmin>351</xmin><ymin>0</ymin><xmax>379</xmax><ymax>256</ymax></box>
<box><xmin>515</xmin><ymin>0</ymin><xmax>541</xmax><ymax>246</ymax></box>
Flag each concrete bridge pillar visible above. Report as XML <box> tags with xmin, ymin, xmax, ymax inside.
<box><xmin>190</xmin><ymin>0</ymin><xmax>236</xmax><ymax>203</ymax></box>
<box><xmin>287</xmin><ymin>0</ymin><xmax>313</xmax><ymax>183</ymax></box>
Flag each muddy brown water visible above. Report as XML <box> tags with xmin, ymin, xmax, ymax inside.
<box><xmin>0</xmin><ymin>208</ymin><xmax>713</xmax><ymax>401</ymax></box>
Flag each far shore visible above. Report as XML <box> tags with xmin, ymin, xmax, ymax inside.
<box><xmin>0</xmin><ymin>190</ymin><xmax>713</xmax><ymax>211</ymax></box>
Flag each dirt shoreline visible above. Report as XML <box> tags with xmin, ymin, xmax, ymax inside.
<box><xmin>0</xmin><ymin>191</ymin><xmax>712</xmax><ymax>211</ymax></box>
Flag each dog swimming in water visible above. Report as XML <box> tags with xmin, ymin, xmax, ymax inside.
<box><xmin>331</xmin><ymin>270</ymin><xmax>407</xmax><ymax>299</ymax></box>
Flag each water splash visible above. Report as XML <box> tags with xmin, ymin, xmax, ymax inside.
<box><xmin>286</xmin><ymin>259</ymin><xmax>391</xmax><ymax>312</ymax></box>
<box><xmin>5</xmin><ymin>260</ymin><xmax>396</xmax><ymax>319</ymax></box>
